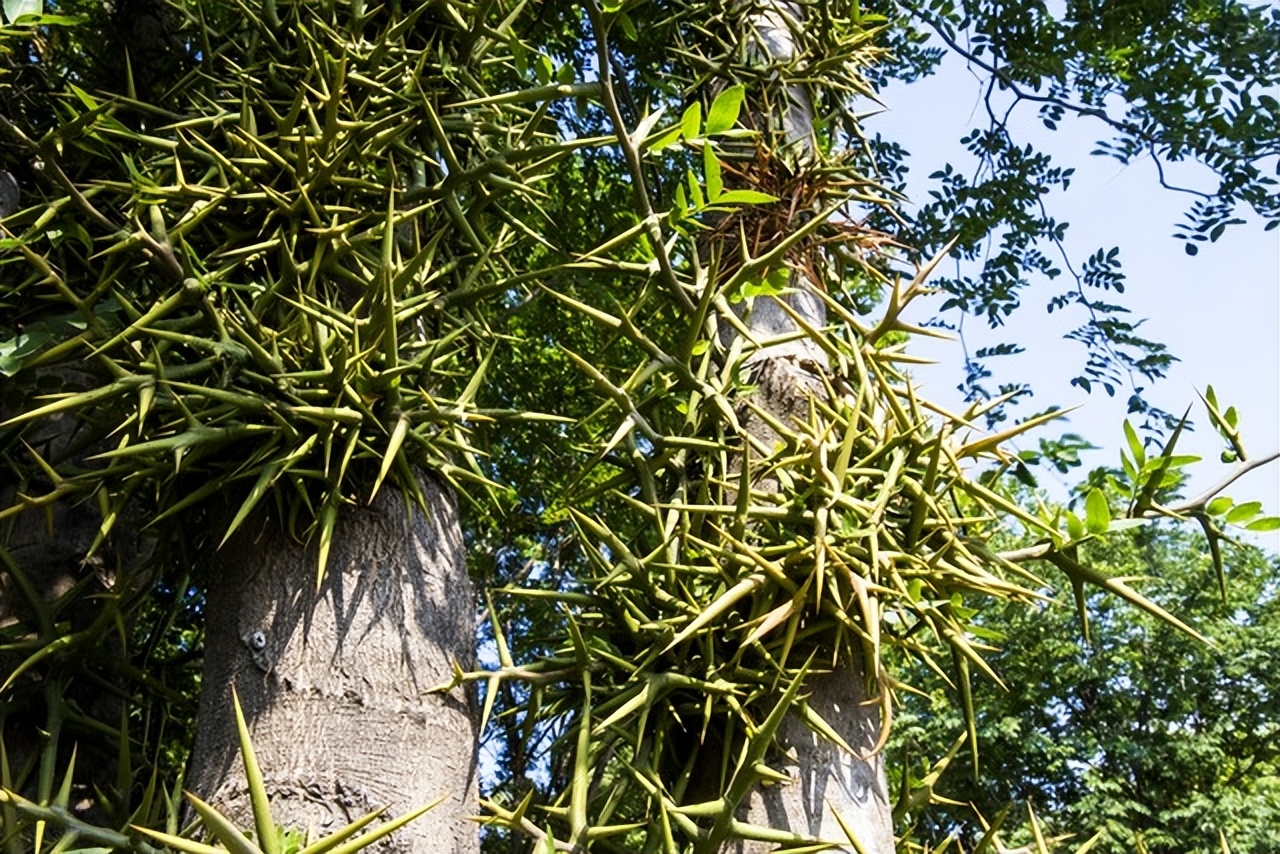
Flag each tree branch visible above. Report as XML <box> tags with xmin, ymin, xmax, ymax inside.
<box><xmin>898</xmin><ymin>1</ymin><xmax>1221</xmax><ymax>200</ymax></box>
<box><xmin>996</xmin><ymin>449</ymin><xmax>1280</xmax><ymax>564</ymax></box>
<box><xmin>1164</xmin><ymin>450</ymin><xmax>1280</xmax><ymax>516</ymax></box>
<box><xmin>585</xmin><ymin>1</ymin><xmax>695</xmax><ymax>312</ymax></box>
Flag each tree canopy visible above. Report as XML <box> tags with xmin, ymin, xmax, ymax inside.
<box><xmin>891</xmin><ymin>520</ymin><xmax>1280</xmax><ymax>853</ymax></box>
<box><xmin>0</xmin><ymin>1</ymin><xmax>1276</xmax><ymax>852</ymax></box>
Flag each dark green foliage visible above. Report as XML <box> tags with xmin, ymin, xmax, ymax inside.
<box><xmin>891</xmin><ymin>526</ymin><xmax>1280</xmax><ymax>853</ymax></box>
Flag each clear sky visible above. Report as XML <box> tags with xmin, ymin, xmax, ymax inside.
<box><xmin>868</xmin><ymin>57</ymin><xmax>1279</xmax><ymax>550</ymax></box>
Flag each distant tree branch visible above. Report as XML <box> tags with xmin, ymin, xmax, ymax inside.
<box><xmin>897</xmin><ymin>1</ymin><xmax>1229</xmax><ymax>201</ymax></box>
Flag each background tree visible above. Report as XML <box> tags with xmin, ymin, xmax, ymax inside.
<box><xmin>890</xmin><ymin>523</ymin><xmax>1280</xmax><ymax>854</ymax></box>
<box><xmin>861</xmin><ymin>0</ymin><xmax>1279</xmax><ymax>421</ymax></box>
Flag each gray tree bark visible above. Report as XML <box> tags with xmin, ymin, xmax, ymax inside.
<box><xmin>717</xmin><ymin>2</ymin><xmax>897</xmax><ymax>850</ymax></box>
<box><xmin>186</xmin><ymin>472</ymin><xmax>478</xmax><ymax>853</ymax></box>
<box><xmin>726</xmin><ymin>358</ymin><xmax>895</xmax><ymax>854</ymax></box>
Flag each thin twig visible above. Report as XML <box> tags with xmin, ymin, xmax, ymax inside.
<box><xmin>901</xmin><ymin>1</ymin><xmax>1228</xmax><ymax>198</ymax></box>
<box><xmin>1164</xmin><ymin>450</ymin><xmax>1280</xmax><ymax>516</ymax></box>
<box><xmin>997</xmin><ymin>449</ymin><xmax>1280</xmax><ymax>564</ymax></box>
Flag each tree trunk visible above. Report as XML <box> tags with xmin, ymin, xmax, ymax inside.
<box><xmin>186</xmin><ymin>472</ymin><xmax>478</xmax><ymax>853</ymax></box>
<box><xmin>1</xmin><ymin>381</ymin><xmax>133</xmax><ymax>823</ymax></box>
<box><xmin>718</xmin><ymin>3</ymin><xmax>896</xmax><ymax>848</ymax></box>
<box><xmin>731</xmin><ymin>670</ymin><xmax>894</xmax><ymax>853</ymax></box>
<box><xmin>728</xmin><ymin>357</ymin><xmax>896</xmax><ymax>853</ymax></box>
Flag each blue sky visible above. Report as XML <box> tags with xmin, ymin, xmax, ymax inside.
<box><xmin>868</xmin><ymin>59</ymin><xmax>1279</xmax><ymax>549</ymax></box>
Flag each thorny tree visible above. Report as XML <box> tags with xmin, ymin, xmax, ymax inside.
<box><xmin>0</xmin><ymin>1</ymin><xmax>1276</xmax><ymax>853</ymax></box>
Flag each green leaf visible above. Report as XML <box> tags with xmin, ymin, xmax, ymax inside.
<box><xmin>672</xmin><ymin>181</ymin><xmax>689</xmax><ymax>214</ymax></box>
<box><xmin>1085</xmin><ymin>489</ymin><xmax>1111</xmax><ymax>535</ymax></box>
<box><xmin>1225</xmin><ymin>501</ymin><xmax>1262</xmax><ymax>525</ymax></box>
<box><xmin>681</xmin><ymin>101</ymin><xmax>702</xmax><ymax>141</ymax></box>
<box><xmin>1206</xmin><ymin>496</ymin><xmax>1234</xmax><ymax>516</ymax></box>
<box><xmin>702</xmin><ymin>143</ymin><xmax>722</xmax><ymax>201</ymax></box>
<box><xmin>712</xmin><ymin>189</ymin><xmax>779</xmax><ymax>206</ymax></box>
<box><xmin>0</xmin><ymin>329</ymin><xmax>54</xmax><ymax>376</ymax></box>
<box><xmin>1123</xmin><ymin>419</ymin><xmax>1145</xmax><ymax>468</ymax></box>
<box><xmin>1245</xmin><ymin>517</ymin><xmax>1280</xmax><ymax>532</ymax></box>
<box><xmin>648</xmin><ymin>124</ymin><xmax>684</xmax><ymax>152</ymax></box>
<box><xmin>685</xmin><ymin>167</ymin><xmax>705</xmax><ymax>210</ymax></box>
<box><xmin>2</xmin><ymin>0</ymin><xmax>41</xmax><ymax>23</ymax></box>
<box><xmin>741</xmin><ymin>267</ymin><xmax>790</xmax><ymax>300</ymax></box>
<box><xmin>705</xmin><ymin>84</ymin><xmax>745</xmax><ymax>134</ymax></box>
<box><xmin>1066</xmin><ymin>510</ymin><xmax>1085</xmax><ymax>541</ymax></box>
<box><xmin>535</xmin><ymin>54</ymin><xmax>553</xmax><ymax>85</ymax></box>
<box><xmin>617</xmin><ymin>11</ymin><xmax>637</xmax><ymax>40</ymax></box>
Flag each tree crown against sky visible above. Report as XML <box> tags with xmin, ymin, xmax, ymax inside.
<box><xmin>0</xmin><ymin>1</ymin><xmax>1277</xmax><ymax>852</ymax></box>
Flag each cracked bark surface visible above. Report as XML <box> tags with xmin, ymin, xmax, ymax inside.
<box><xmin>186</xmin><ymin>472</ymin><xmax>478</xmax><ymax>853</ymax></box>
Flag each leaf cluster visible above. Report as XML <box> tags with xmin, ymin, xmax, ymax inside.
<box><xmin>890</xmin><ymin>526</ymin><xmax>1280</xmax><ymax>854</ymax></box>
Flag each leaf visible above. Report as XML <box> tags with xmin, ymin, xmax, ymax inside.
<box><xmin>705</xmin><ymin>84</ymin><xmax>745</xmax><ymax>134</ymax></box>
<box><xmin>1206</xmin><ymin>496</ymin><xmax>1233</xmax><ymax>516</ymax></box>
<box><xmin>0</xmin><ymin>329</ymin><xmax>53</xmax><ymax>376</ymax></box>
<box><xmin>1132</xmin><ymin>408</ymin><xmax>1190</xmax><ymax>513</ymax></box>
<box><xmin>712</xmin><ymin>189</ymin><xmax>779</xmax><ymax>206</ymax></box>
<box><xmin>2</xmin><ymin>0</ymin><xmax>41</xmax><ymax>23</ymax></box>
<box><xmin>1123</xmin><ymin>420</ymin><xmax>1145</xmax><ymax>468</ymax></box>
<box><xmin>702</xmin><ymin>143</ymin><xmax>723</xmax><ymax>202</ymax></box>
<box><xmin>1084</xmin><ymin>489</ymin><xmax>1111</xmax><ymax>535</ymax></box>
<box><xmin>681</xmin><ymin>101</ymin><xmax>702</xmax><ymax>141</ymax></box>
<box><xmin>647</xmin><ymin>124</ymin><xmax>684</xmax><ymax>152</ymax></box>
<box><xmin>617</xmin><ymin>11</ymin><xmax>637</xmax><ymax>40</ymax></box>
<box><xmin>1245</xmin><ymin>517</ymin><xmax>1280</xmax><ymax>532</ymax></box>
<box><xmin>1225</xmin><ymin>501</ymin><xmax>1261</xmax><ymax>525</ymax></box>
<box><xmin>535</xmin><ymin>54</ymin><xmax>553</xmax><ymax>85</ymax></box>
<box><xmin>685</xmin><ymin>167</ymin><xmax>705</xmax><ymax>210</ymax></box>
